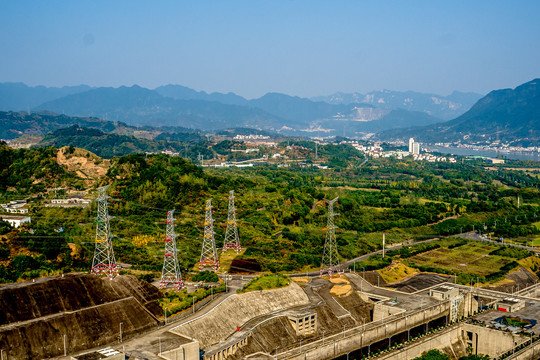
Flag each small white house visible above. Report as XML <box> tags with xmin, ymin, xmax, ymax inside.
<box><xmin>1</xmin><ymin>215</ymin><xmax>31</xmax><ymax>228</ymax></box>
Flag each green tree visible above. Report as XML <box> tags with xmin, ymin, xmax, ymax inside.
<box><xmin>414</xmin><ymin>349</ymin><xmax>450</xmax><ymax>360</ymax></box>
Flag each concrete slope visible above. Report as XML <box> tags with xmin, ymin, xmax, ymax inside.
<box><xmin>1</xmin><ymin>297</ymin><xmax>159</xmax><ymax>359</ymax></box>
<box><xmin>0</xmin><ymin>274</ymin><xmax>162</xmax><ymax>359</ymax></box>
<box><xmin>171</xmin><ymin>283</ymin><xmax>309</xmax><ymax>348</ymax></box>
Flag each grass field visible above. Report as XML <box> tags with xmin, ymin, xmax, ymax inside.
<box><xmin>405</xmin><ymin>242</ymin><xmax>511</xmax><ymax>276</ymax></box>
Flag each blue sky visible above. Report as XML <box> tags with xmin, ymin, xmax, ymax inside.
<box><xmin>1</xmin><ymin>1</ymin><xmax>539</xmax><ymax>98</ymax></box>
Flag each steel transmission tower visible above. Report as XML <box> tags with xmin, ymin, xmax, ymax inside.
<box><xmin>159</xmin><ymin>210</ymin><xmax>184</xmax><ymax>291</ymax></box>
<box><xmin>321</xmin><ymin>197</ymin><xmax>340</xmax><ymax>277</ymax></box>
<box><xmin>199</xmin><ymin>199</ymin><xmax>220</xmax><ymax>271</ymax></box>
<box><xmin>222</xmin><ymin>190</ymin><xmax>241</xmax><ymax>253</ymax></box>
<box><xmin>91</xmin><ymin>186</ymin><xmax>119</xmax><ymax>279</ymax></box>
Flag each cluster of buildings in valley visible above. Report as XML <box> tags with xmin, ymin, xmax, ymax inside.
<box><xmin>233</xmin><ymin>134</ymin><xmax>270</xmax><ymax>140</ymax></box>
<box><xmin>348</xmin><ymin>138</ymin><xmax>456</xmax><ymax>163</ymax></box>
<box><xmin>435</xmin><ymin>142</ymin><xmax>540</xmax><ymax>154</ymax></box>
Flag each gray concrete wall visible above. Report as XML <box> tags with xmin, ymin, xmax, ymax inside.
<box><xmin>283</xmin><ymin>301</ymin><xmax>451</xmax><ymax>360</ymax></box>
<box><xmin>161</xmin><ymin>340</ymin><xmax>200</xmax><ymax>360</ymax></box>
<box><xmin>171</xmin><ymin>283</ymin><xmax>309</xmax><ymax>348</ymax></box>
<box><xmin>373</xmin><ymin>303</ymin><xmax>406</xmax><ymax>321</ymax></box>
<box><xmin>462</xmin><ymin>324</ymin><xmax>526</xmax><ymax>358</ymax></box>
<box><xmin>375</xmin><ymin>325</ymin><xmax>464</xmax><ymax>360</ymax></box>
<box><xmin>505</xmin><ymin>341</ymin><xmax>540</xmax><ymax>360</ymax></box>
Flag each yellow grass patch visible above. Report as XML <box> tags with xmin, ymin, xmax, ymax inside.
<box><xmin>330</xmin><ymin>284</ymin><xmax>352</xmax><ymax>297</ymax></box>
<box><xmin>329</xmin><ymin>276</ymin><xmax>351</xmax><ymax>296</ymax></box>
<box><xmin>292</xmin><ymin>277</ymin><xmax>310</xmax><ymax>284</ymax></box>
<box><xmin>377</xmin><ymin>261</ymin><xmax>418</xmax><ymax>283</ymax></box>
<box><xmin>329</xmin><ymin>275</ymin><xmax>349</xmax><ymax>284</ymax></box>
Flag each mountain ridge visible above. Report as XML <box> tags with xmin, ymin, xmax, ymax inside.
<box><xmin>311</xmin><ymin>89</ymin><xmax>483</xmax><ymax>120</ymax></box>
<box><xmin>376</xmin><ymin>79</ymin><xmax>540</xmax><ymax>145</ymax></box>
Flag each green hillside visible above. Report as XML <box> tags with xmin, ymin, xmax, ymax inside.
<box><xmin>2</xmin><ymin>142</ymin><xmax>540</xmax><ymax>284</ymax></box>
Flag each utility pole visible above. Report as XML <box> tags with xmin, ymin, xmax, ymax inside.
<box><xmin>222</xmin><ymin>190</ymin><xmax>241</xmax><ymax>253</ymax></box>
<box><xmin>91</xmin><ymin>186</ymin><xmax>119</xmax><ymax>279</ymax></box>
<box><xmin>159</xmin><ymin>210</ymin><xmax>184</xmax><ymax>291</ymax></box>
<box><xmin>382</xmin><ymin>233</ymin><xmax>385</xmax><ymax>258</ymax></box>
<box><xmin>199</xmin><ymin>199</ymin><xmax>220</xmax><ymax>272</ymax></box>
<box><xmin>320</xmin><ymin>197</ymin><xmax>339</xmax><ymax>277</ymax></box>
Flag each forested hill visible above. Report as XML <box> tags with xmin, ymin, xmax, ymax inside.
<box><xmin>37</xmin><ymin>126</ymin><xmax>204</xmax><ymax>159</ymax></box>
<box><xmin>0</xmin><ymin>111</ymin><xmax>119</xmax><ymax>140</ymax></box>
<box><xmin>376</xmin><ymin>79</ymin><xmax>540</xmax><ymax>145</ymax></box>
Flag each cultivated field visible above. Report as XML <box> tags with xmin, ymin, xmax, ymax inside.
<box><xmin>405</xmin><ymin>242</ymin><xmax>512</xmax><ymax>276</ymax></box>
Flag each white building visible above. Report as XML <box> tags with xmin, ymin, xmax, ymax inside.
<box><xmin>49</xmin><ymin>195</ymin><xmax>91</xmax><ymax>208</ymax></box>
<box><xmin>0</xmin><ymin>200</ymin><xmax>29</xmax><ymax>214</ymax></box>
<box><xmin>413</xmin><ymin>142</ymin><xmax>420</xmax><ymax>155</ymax></box>
<box><xmin>409</xmin><ymin>137</ymin><xmax>415</xmax><ymax>153</ymax></box>
<box><xmin>1</xmin><ymin>215</ymin><xmax>31</xmax><ymax>228</ymax></box>
<box><xmin>408</xmin><ymin>138</ymin><xmax>420</xmax><ymax>155</ymax></box>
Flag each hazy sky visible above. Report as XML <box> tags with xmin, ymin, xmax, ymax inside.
<box><xmin>1</xmin><ymin>1</ymin><xmax>539</xmax><ymax>98</ymax></box>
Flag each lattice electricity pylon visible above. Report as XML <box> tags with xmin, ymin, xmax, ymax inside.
<box><xmin>159</xmin><ymin>210</ymin><xmax>184</xmax><ymax>291</ymax></box>
<box><xmin>199</xmin><ymin>199</ymin><xmax>220</xmax><ymax>272</ymax></box>
<box><xmin>320</xmin><ymin>197</ymin><xmax>340</xmax><ymax>277</ymax></box>
<box><xmin>91</xmin><ymin>186</ymin><xmax>119</xmax><ymax>280</ymax></box>
<box><xmin>222</xmin><ymin>190</ymin><xmax>241</xmax><ymax>253</ymax></box>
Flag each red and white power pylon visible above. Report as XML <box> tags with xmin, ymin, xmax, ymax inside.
<box><xmin>222</xmin><ymin>190</ymin><xmax>241</xmax><ymax>253</ymax></box>
<box><xmin>199</xmin><ymin>199</ymin><xmax>220</xmax><ymax>272</ymax></box>
<box><xmin>159</xmin><ymin>210</ymin><xmax>184</xmax><ymax>291</ymax></box>
<box><xmin>91</xmin><ymin>186</ymin><xmax>119</xmax><ymax>280</ymax></box>
<box><xmin>320</xmin><ymin>197</ymin><xmax>340</xmax><ymax>277</ymax></box>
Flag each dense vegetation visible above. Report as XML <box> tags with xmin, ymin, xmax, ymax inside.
<box><xmin>2</xmin><ymin>139</ymin><xmax>540</xmax><ymax>284</ymax></box>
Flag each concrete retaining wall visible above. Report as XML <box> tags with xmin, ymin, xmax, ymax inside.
<box><xmin>171</xmin><ymin>283</ymin><xmax>310</xmax><ymax>348</ymax></box>
<box><xmin>284</xmin><ymin>301</ymin><xmax>450</xmax><ymax>360</ymax></box>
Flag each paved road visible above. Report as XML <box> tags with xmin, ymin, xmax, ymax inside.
<box><xmin>457</xmin><ymin>231</ymin><xmax>540</xmax><ymax>253</ymax></box>
<box><xmin>289</xmin><ymin>237</ymin><xmax>440</xmax><ymax>278</ymax></box>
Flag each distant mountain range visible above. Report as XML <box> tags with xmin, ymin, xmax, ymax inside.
<box><xmin>0</xmin><ymin>83</ymin><xmax>93</xmax><ymax>111</ymax></box>
<box><xmin>376</xmin><ymin>79</ymin><xmax>540</xmax><ymax>146</ymax></box>
<box><xmin>0</xmin><ymin>82</ymin><xmax>483</xmax><ymax>137</ymax></box>
<box><xmin>312</xmin><ymin>90</ymin><xmax>483</xmax><ymax>120</ymax></box>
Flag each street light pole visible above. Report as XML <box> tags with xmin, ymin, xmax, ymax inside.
<box><xmin>63</xmin><ymin>334</ymin><xmax>67</xmax><ymax>356</ymax></box>
<box><xmin>120</xmin><ymin>322</ymin><xmax>123</xmax><ymax>343</ymax></box>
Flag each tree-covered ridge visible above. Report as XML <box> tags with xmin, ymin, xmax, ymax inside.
<box><xmin>0</xmin><ymin>110</ymin><xmax>118</xmax><ymax>140</ymax></box>
<box><xmin>38</xmin><ymin>126</ymin><xmax>191</xmax><ymax>159</ymax></box>
<box><xmin>0</xmin><ymin>143</ymin><xmax>80</xmax><ymax>193</ymax></box>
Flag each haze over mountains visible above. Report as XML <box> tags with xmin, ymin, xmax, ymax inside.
<box><xmin>0</xmin><ymin>82</ymin><xmax>481</xmax><ymax>138</ymax></box>
<box><xmin>377</xmin><ymin>79</ymin><xmax>540</xmax><ymax>146</ymax></box>
<box><xmin>312</xmin><ymin>90</ymin><xmax>482</xmax><ymax>120</ymax></box>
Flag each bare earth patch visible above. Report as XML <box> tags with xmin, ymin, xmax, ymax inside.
<box><xmin>56</xmin><ymin>146</ymin><xmax>110</xmax><ymax>183</ymax></box>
